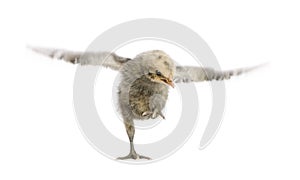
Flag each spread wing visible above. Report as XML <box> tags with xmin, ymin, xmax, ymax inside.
<box><xmin>174</xmin><ymin>64</ymin><xmax>264</xmax><ymax>83</ymax></box>
<box><xmin>29</xmin><ymin>46</ymin><xmax>131</xmax><ymax>70</ymax></box>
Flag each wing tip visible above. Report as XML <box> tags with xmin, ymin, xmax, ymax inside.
<box><xmin>243</xmin><ymin>62</ymin><xmax>270</xmax><ymax>73</ymax></box>
<box><xmin>27</xmin><ymin>45</ymin><xmax>56</xmax><ymax>58</ymax></box>
<box><xmin>26</xmin><ymin>44</ymin><xmax>38</xmax><ymax>53</ymax></box>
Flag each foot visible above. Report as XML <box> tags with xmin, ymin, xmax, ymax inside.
<box><xmin>117</xmin><ymin>151</ymin><xmax>151</xmax><ymax>160</ymax></box>
<box><xmin>142</xmin><ymin>110</ymin><xmax>165</xmax><ymax>119</ymax></box>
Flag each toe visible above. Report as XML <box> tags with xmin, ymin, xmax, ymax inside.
<box><xmin>138</xmin><ymin>155</ymin><xmax>152</xmax><ymax>160</ymax></box>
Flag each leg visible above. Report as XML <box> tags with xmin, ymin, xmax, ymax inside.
<box><xmin>141</xmin><ymin>94</ymin><xmax>166</xmax><ymax>119</ymax></box>
<box><xmin>117</xmin><ymin>119</ymin><xmax>151</xmax><ymax>160</ymax></box>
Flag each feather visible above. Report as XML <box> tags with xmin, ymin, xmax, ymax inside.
<box><xmin>28</xmin><ymin>46</ymin><xmax>131</xmax><ymax>70</ymax></box>
<box><xmin>174</xmin><ymin>63</ymin><xmax>267</xmax><ymax>83</ymax></box>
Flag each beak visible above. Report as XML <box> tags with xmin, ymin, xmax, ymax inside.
<box><xmin>164</xmin><ymin>78</ymin><xmax>175</xmax><ymax>88</ymax></box>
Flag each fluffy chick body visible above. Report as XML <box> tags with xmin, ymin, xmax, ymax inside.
<box><xmin>118</xmin><ymin>50</ymin><xmax>173</xmax><ymax>121</ymax></box>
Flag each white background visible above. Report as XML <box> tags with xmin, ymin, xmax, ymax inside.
<box><xmin>0</xmin><ymin>0</ymin><xmax>300</xmax><ymax>179</ymax></box>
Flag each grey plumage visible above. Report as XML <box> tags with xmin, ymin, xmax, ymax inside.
<box><xmin>30</xmin><ymin>46</ymin><xmax>262</xmax><ymax>160</ymax></box>
<box><xmin>174</xmin><ymin>64</ymin><xmax>263</xmax><ymax>83</ymax></box>
<box><xmin>28</xmin><ymin>46</ymin><xmax>131</xmax><ymax>70</ymax></box>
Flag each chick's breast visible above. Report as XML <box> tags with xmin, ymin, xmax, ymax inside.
<box><xmin>127</xmin><ymin>75</ymin><xmax>168</xmax><ymax>119</ymax></box>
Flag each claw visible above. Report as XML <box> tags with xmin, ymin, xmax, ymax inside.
<box><xmin>158</xmin><ymin>112</ymin><xmax>165</xmax><ymax>119</ymax></box>
<box><xmin>151</xmin><ymin>111</ymin><xmax>158</xmax><ymax>119</ymax></box>
<box><xmin>142</xmin><ymin>111</ymin><xmax>165</xmax><ymax>119</ymax></box>
<box><xmin>142</xmin><ymin>111</ymin><xmax>152</xmax><ymax>117</ymax></box>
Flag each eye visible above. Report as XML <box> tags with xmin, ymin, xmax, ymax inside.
<box><xmin>156</xmin><ymin>70</ymin><xmax>162</xmax><ymax>76</ymax></box>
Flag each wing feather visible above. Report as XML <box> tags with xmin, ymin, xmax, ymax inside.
<box><xmin>174</xmin><ymin>64</ymin><xmax>265</xmax><ymax>83</ymax></box>
<box><xmin>29</xmin><ymin>46</ymin><xmax>131</xmax><ymax>70</ymax></box>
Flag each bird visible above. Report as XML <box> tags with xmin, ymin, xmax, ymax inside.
<box><xmin>29</xmin><ymin>46</ymin><xmax>263</xmax><ymax>160</ymax></box>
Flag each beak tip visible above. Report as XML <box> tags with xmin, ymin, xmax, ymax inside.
<box><xmin>162</xmin><ymin>77</ymin><xmax>175</xmax><ymax>88</ymax></box>
<box><xmin>170</xmin><ymin>82</ymin><xmax>175</xmax><ymax>88</ymax></box>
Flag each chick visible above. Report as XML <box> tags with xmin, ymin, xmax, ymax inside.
<box><xmin>29</xmin><ymin>47</ymin><xmax>261</xmax><ymax>160</ymax></box>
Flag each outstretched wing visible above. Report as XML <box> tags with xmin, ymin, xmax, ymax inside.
<box><xmin>29</xmin><ymin>46</ymin><xmax>131</xmax><ymax>70</ymax></box>
<box><xmin>174</xmin><ymin>64</ymin><xmax>264</xmax><ymax>83</ymax></box>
